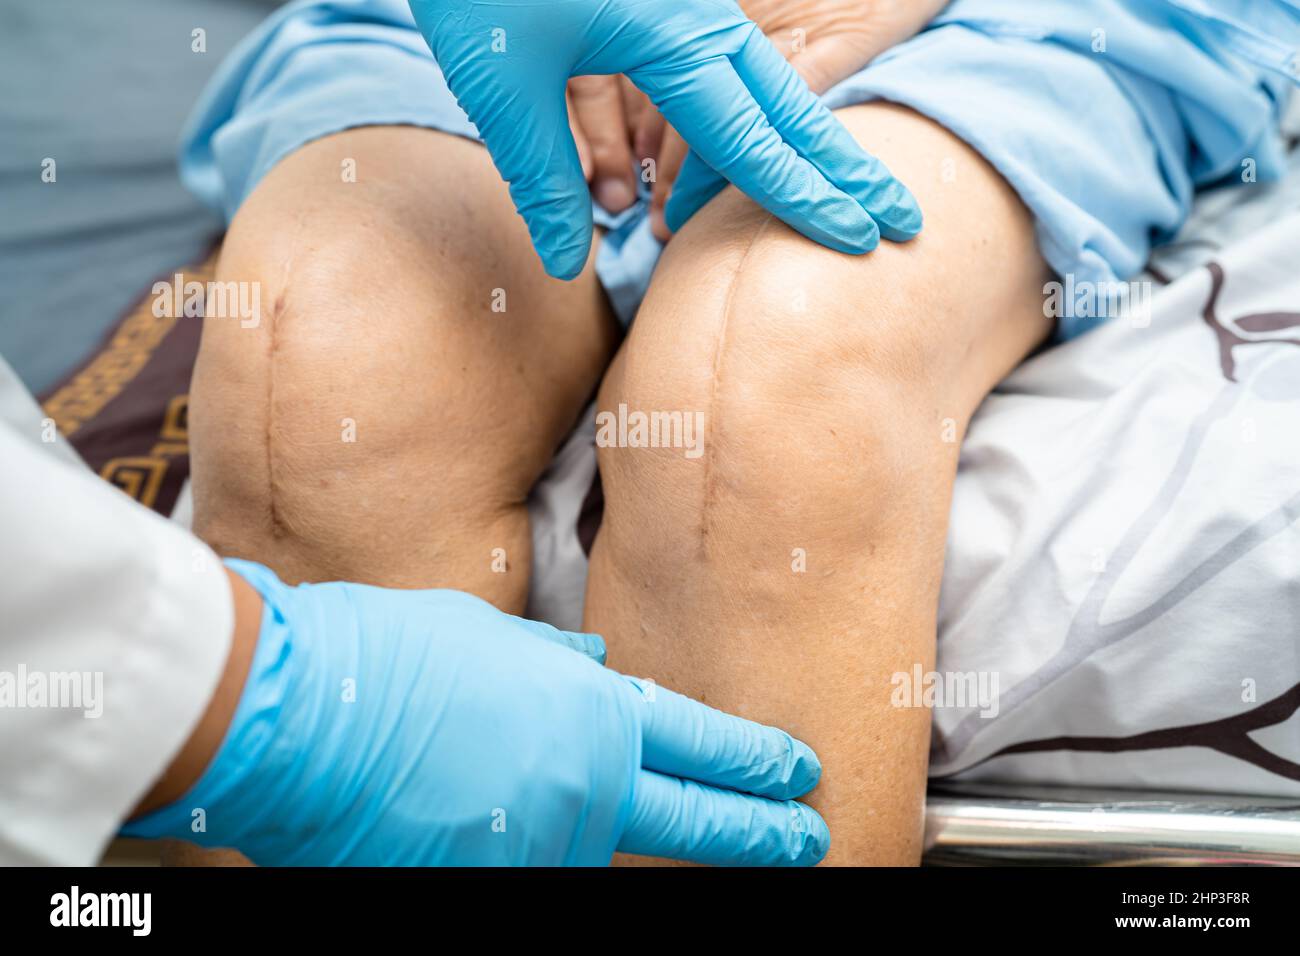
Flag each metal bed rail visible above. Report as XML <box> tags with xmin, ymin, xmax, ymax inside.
<box><xmin>924</xmin><ymin>782</ymin><xmax>1300</xmax><ymax>866</ymax></box>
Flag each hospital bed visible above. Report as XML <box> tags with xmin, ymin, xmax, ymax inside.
<box><xmin>10</xmin><ymin>0</ymin><xmax>1299</xmax><ymax>866</ymax></box>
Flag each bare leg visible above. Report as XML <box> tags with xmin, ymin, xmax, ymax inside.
<box><xmin>168</xmin><ymin>126</ymin><xmax>617</xmax><ymax>866</ymax></box>
<box><xmin>585</xmin><ymin>103</ymin><xmax>1053</xmax><ymax>864</ymax></box>
<box><xmin>191</xmin><ymin>126</ymin><xmax>619</xmax><ymax>607</ymax></box>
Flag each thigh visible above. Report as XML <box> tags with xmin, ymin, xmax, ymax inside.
<box><xmin>588</xmin><ymin>102</ymin><xmax>1053</xmax><ymax>864</ymax></box>
<box><xmin>191</xmin><ymin>125</ymin><xmax>620</xmax><ymax>600</ymax></box>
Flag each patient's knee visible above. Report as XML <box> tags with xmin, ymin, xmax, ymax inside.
<box><xmin>189</xmin><ymin>231</ymin><xmax>538</xmax><ymax>593</ymax></box>
<box><xmin>189</xmin><ymin>129</ymin><xmax>615</xmax><ymax>583</ymax></box>
<box><xmin>596</xmin><ymin>232</ymin><xmax>943</xmax><ymax>587</ymax></box>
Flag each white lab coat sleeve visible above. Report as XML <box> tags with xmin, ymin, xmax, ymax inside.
<box><xmin>0</xmin><ymin>388</ymin><xmax>233</xmax><ymax>864</ymax></box>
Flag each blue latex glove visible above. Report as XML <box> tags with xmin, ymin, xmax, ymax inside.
<box><xmin>122</xmin><ymin>559</ymin><xmax>829</xmax><ymax>865</ymax></box>
<box><xmin>408</xmin><ymin>0</ymin><xmax>922</xmax><ymax>279</ymax></box>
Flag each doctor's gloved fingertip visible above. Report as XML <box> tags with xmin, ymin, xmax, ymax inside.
<box><xmin>510</xmin><ymin>615</ymin><xmax>608</xmax><ymax>663</ymax></box>
<box><xmin>763</xmin><ymin>183</ymin><xmax>882</xmax><ymax>255</ymax></box>
<box><xmin>837</xmin><ymin>213</ymin><xmax>881</xmax><ymax>255</ymax></box>
<box><xmin>509</xmin><ymin>175</ymin><xmax>594</xmax><ymax>281</ymax></box>
<box><xmin>543</xmin><ymin>254</ymin><xmax>588</xmax><ymax>281</ymax></box>
<box><xmin>780</xmin><ymin>735</ymin><xmax>823</xmax><ymax>798</ymax></box>
<box><xmin>875</xmin><ymin>205</ymin><xmax>923</xmax><ymax>244</ymax></box>
<box><xmin>866</xmin><ymin>178</ymin><xmax>924</xmax><ymax>244</ymax></box>
<box><xmin>788</xmin><ymin>802</ymin><xmax>831</xmax><ymax>866</ymax></box>
<box><xmin>537</xmin><ymin>232</ymin><xmax>592</xmax><ymax>280</ymax></box>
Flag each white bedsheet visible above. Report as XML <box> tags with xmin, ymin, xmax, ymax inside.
<box><xmin>930</xmin><ymin>148</ymin><xmax>1300</xmax><ymax>797</ymax></box>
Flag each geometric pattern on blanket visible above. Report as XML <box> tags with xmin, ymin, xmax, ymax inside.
<box><xmin>38</xmin><ymin>254</ymin><xmax>215</xmax><ymax>517</ymax></box>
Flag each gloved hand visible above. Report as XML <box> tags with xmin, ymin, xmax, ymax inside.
<box><xmin>641</xmin><ymin>0</ymin><xmax>949</xmax><ymax>242</ymax></box>
<box><xmin>408</xmin><ymin>0</ymin><xmax>922</xmax><ymax>279</ymax></box>
<box><xmin>123</xmin><ymin>559</ymin><xmax>829</xmax><ymax>865</ymax></box>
